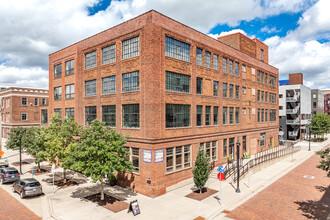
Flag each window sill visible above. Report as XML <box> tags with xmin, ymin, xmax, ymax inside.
<box><xmin>166</xmin><ymin>126</ymin><xmax>192</xmax><ymax>130</ymax></box>
<box><xmin>165</xmin><ymin>56</ymin><xmax>191</xmax><ymax>65</ymax></box>
<box><xmin>165</xmin><ymin>166</ymin><xmax>191</xmax><ymax>176</ymax></box>
<box><xmin>122</xmin><ymin>127</ymin><xmax>140</xmax><ymax>130</ymax></box>
<box><xmin>65</xmin><ymin>73</ymin><xmax>74</xmax><ymax>77</ymax></box>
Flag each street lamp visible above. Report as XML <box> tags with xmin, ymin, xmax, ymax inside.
<box><xmin>19</xmin><ymin>135</ymin><xmax>22</xmax><ymax>174</ymax></box>
<box><xmin>236</xmin><ymin>139</ymin><xmax>241</xmax><ymax>193</ymax></box>
<box><xmin>308</xmin><ymin>125</ymin><xmax>311</xmax><ymax>151</ymax></box>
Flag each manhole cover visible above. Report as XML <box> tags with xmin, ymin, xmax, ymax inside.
<box><xmin>303</xmin><ymin>175</ymin><xmax>315</xmax><ymax>179</ymax></box>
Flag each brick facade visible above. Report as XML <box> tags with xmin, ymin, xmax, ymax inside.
<box><xmin>0</xmin><ymin>87</ymin><xmax>49</xmax><ymax>149</ymax></box>
<box><xmin>49</xmin><ymin>10</ymin><xmax>279</xmax><ymax>197</ymax></box>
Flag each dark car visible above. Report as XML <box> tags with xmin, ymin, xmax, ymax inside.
<box><xmin>13</xmin><ymin>178</ymin><xmax>43</xmax><ymax>199</ymax></box>
<box><xmin>0</xmin><ymin>167</ymin><xmax>20</xmax><ymax>184</ymax></box>
<box><xmin>0</xmin><ymin>162</ymin><xmax>9</xmax><ymax>169</ymax></box>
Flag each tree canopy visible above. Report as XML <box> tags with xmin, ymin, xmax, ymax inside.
<box><xmin>310</xmin><ymin>113</ymin><xmax>330</xmax><ymax>138</ymax></box>
<box><xmin>69</xmin><ymin>119</ymin><xmax>133</xmax><ymax>200</ymax></box>
<box><xmin>316</xmin><ymin>148</ymin><xmax>330</xmax><ymax>177</ymax></box>
<box><xmin>192</xmin><ymin>148</ymin><xmax>211</xmax><ymax>193</ymax></box>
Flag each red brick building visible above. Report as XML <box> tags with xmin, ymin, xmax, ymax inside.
<box><xmin>324</xmin><ymin>90</ymin><xmax>330</xmax><ymax>116</ymax></box>
<box><xmin>49</xmin><ymin>10</ymin><xmax>279</xmax><ymax>197</ymax></box>
<box><xmin>0</xmin><ymin>87</ymin><xmax>49</xmax><ymax>149</ymax></box>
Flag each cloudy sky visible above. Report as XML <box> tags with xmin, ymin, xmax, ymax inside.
<box><xmin>0</xmin><ymin>0</ymin><xmax>329</xmax><ymax>89</ymax></box>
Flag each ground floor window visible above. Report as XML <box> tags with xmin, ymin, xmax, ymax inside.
<box><xmin>166</xmin><ymin>145</ymin><xmax>191</xmax><ymax>173</ymax></box>
<box><xmin>41</xmin><ymin>109</ymin><xmax>48</xmax><ymax>124</ymax></box>
<box><xmin>229</xmin><ymin>138</ymin><xmax>235</xmax><ymax>158</ymax></box>
<box><xmin>199</xmin><ymin>141</ymin><xmax>217</xmax><ymax>161</ymax></box>
<box><xmin>242</xmin><ymin>136</ymin><xmax>246</xmax><ymax>152</ymax></box>
<box><xmin>124</xmin><ymin>147</ymin><xmax>139</xmax><ymax>173</ymax></box>
<box><xmin>223</xmin><ymin>139</ymin><xmax>227</xmax><ymax>158</ymax></box>
<box><xmin>260</xmin><ymin>133</ymin><xmax>266</xmax><ymax>147</ymax></box>
<box><xmin>65</xmin><ymin>108</ymin><xmax>74</xmax><ymax>119</ymax></box>
<box><xmin>85</xmin><ymin>106</ymin><xmax>96</xmax><ymax>125</ymax></box>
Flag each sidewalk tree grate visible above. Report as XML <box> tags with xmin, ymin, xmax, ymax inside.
<box><xmin>303</xmin><ymin>175</ymin><xmax>315</xmax><ymax>179</ymax></box>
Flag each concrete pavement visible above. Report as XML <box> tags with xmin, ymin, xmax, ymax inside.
<box><xmin>0</xmin><ymin>134</ymin><xmax>329</xmax><ymax>220</ymax></box>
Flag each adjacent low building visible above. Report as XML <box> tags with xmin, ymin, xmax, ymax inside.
<box><xmin>0</xmin><ymin>87</ymin><xmax>49</xmax><ymax>149</ymax></box>
<box><xmin>279</xmin><ymin>73</ymin><xmax>311</xmax><ymax>141</ymax></box>
<box><xmin>49</xmin><ymin>10</ymin><xmax>279</xmax><ymax>197</ymax></box>
<box><xmin>324</xmin><ymin>90</ymin><xmax>330</xmax><ymax>116</ymax></box>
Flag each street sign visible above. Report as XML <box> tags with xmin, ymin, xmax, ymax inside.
<box><xmin>217</xmin><ymin>172</ymin><xmax>225</xmax><ymax>181</ymax></box>
<box><xmin>217</xmin><ymin>165</ymin><xmax>223</xmax><ymax>172</ymax></box>
<box><xmin>279</xmin><ymin>131</ymin><xmax>284</xmax><ymax>136</ymax></box>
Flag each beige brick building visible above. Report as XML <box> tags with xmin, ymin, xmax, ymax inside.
<box><xmin>49</xmin><ymin>10</ymin><xmax>279</xmax><ymax>197</ymax></box>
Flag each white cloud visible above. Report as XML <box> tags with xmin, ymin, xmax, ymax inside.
<box><xmin>265</xmin><ymin>0</ymin><xmax>330</xmax><ymax>90</ymax></box>
<box><xmin>0</xmin><ymin>0</ymin><xmax>321</xmax><ymax>88</ymax></box>
<box><xmin>260</xmin><ymin>26</ymin><xmax>281</xmax><ymax>34</ymax></box>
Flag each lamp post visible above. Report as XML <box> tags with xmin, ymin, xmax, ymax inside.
<box><xmin>308</xmin><ymin>125</ymin><xmax>311</xmax><ymax>151</ymax></box>
<box><xmin>236</xmin><ymin>140</ymin><xmax>241</xmax><ymax>193</ymax></box>
<box><xmin>19</xmin><ymin>135</ymin><xmax>22</xmax><ymax>174</ymax></box>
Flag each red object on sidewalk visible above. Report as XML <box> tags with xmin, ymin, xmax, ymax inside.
<box><xmin>217</xmin><ymin>172</ymin><xmax>225</xmax><ymax>181</ymax></box>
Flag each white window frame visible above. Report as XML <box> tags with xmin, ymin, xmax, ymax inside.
<box><xmin>21</xmin><ymin>112</ymin><xmax>28</xmax><ymax>121</ymax></box>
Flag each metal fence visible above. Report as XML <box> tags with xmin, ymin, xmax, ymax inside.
<box><xmin>231</xmin><ymin>145</ymin><xmax>301</xmax><ymax>182</ymax></box>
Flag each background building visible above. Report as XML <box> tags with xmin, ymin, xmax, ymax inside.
<box><xmin>0</xmin><ymin>87</ymin><xmax>49</xmax><ymax>149</ymax></box>
<box><xmin>49</xmin><ymin>10</ymin><xmax>279</xmax><ymax>197</ymax></box>
<box><xmin>279</xmin><ymin>73</ymin><xmax>311</xmax><ymax>140</ymax></box>
<box><xmin>324</xmin><ymin>90</ymin><xmax>330</xmax><ymax>116</ymax></box>
<box><xmin>311</xmin><ymin>89</ymin><xmax>324</xmax><ymax>115</ymax></box>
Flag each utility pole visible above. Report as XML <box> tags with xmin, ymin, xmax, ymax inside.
<box><xmin>19</xmin><ymin>135</ymin><xmax>22</xmax><ymax>174</ymax></box>
<box><xmin>236</xmin><ymin>140</ymin><xmax>241</xmax><ymax>193</ymax></box>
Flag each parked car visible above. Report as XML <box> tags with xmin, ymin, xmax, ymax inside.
<box><xmin>0</xmin><ymin>167</ymin><xmax>20</xmax><ymax>184</ymax></box>
<box><xmin>12</xmin><ymin>178</ymin><xmax>43</xmax><ymax>199</ymax></box>
<box><xmin>0</xmin><ymin>162</ymin><xmax>9</xmax><ymax>169</ymax></box>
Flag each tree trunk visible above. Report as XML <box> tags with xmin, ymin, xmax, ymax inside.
<box><xmin>37</xmin><ymin>162</ymin><xmax>41</xmax><ymax>173</ymax></box>
<box><xmin>63</xmin><ymin>168</ymin><xmax>67</xmax><ymax>184</ymax></box>
<box><xmin>200</xmin><ymin>188</ymin><xmax>202</xmax><ymax>194</ymax></box>
<box><xmin>100</xmin><ymin>181</ymin><xmax>104</xmax><ymax>201</ymax></box>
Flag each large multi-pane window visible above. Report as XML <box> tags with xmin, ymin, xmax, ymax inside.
<box><xmin>223</xmin><ymin>58</ymin><xmax>227</xmax><ymax>73</ymax></box>
<box><xmin>213</xmin><ymin>54</ymin><xmax>218</xmax><ymax>70</ymax></box>
<box><xmin>258</xmin><ymin>108</ymin><xmax>261</xmax><ymax>122</ymax></box>
<box><xmin>265</xmin><ymin>73</ymin><xmax>268</xmax><ymax>84</ymax></box>
<box><xmin>261</xmin><ymin>72</ymin><xmax>264</xmax><ymax>83</ymax></box>
<box><xmin>166</xmin><ymin>145</ymin><xmax>191</xmax><ymax>173</ymax></box>
<box><xmin>213</xmin><ymin>106</ymin><xmax>219</xmax><ymax>125</ymax></box>
<box><xmin>196</xmin><ymin>105</ymin><xmax>203</xmax><ymax>126</ymax></box>
<box><xmin>85</xmin><ymin>51</ymin><xmax>96</xmax><ymax>69</ymax></box>
<box><xmin>41</xmin><ymin>109</ymin><xmax>48</xmax><ymax>124</ymax></box>
<box><xmin>235</xmin><ymin>108</ymin><xmax>239</xmax><ymax>124</ymax></box>
<box><xmin>223</xmin><ymin>83</ymin><xmax>228</xmax><ymax>98</ymax></box>
<box><xmin>229</xmin><ymin>84</ymin><xmax>234</xmax><ymax>98</ymax></box>
<box><xmin>257</xmin><ymin>71</ymin><xmax>260</xmax><ymax>82</ymax></box>
<box><xmin>102</xmin><ymin>76</ymin><xmax>116</xmax><ymax>95</ymax></box>
<box><xmin>165</xmin><ymin>36</ymin><xmax>191</xmax><ymax>62</ymax></box>
<box><xmin>102</xmin><ymin>44</ymin><xmax>116</xmax><ymax>64</ymax></box>
<box><xmin>213</xmin><ymin>81</ymin><xmax>219</xmax><ymax>96</ymax></box>
<box><xmin>265</xmin><ymin>109</ymin><xmax>268</xmax><ymax>122</ymax></box>
<box><xmin>123</xmin><ymin>104</ymin><xmax>139</xmax><ymax>128</ymax></box>
<box><xmin>257</xmin><ymin>90</ymin><xmax>260</xmax><ymax>101</ymax></box>
<box><xmin>229</xmin><ymin>60</ymin><xmax>233</xmax><ymax>74</ymax></box>
<box><xmin>65</xmin><ymin>108</ymin><xmax>74</xmax><ymax>119</ymax></box>
<box><xmin>200</xmin><ymin>141</ymin><xmax>217</xmax><ymax>161</ymax></box>
<box><xmin>166</xmin><ymin>104</ymin><xmax>190</xmax><ymax>128</ymax></box>
<box><xmin>265</xmin><ymin>92</ymin><xmax>268</xmax><ymax>102</ymax></box>
<box><xmin>54</xmin><ymin>87</ymin><xmax>62</xmax><ymax>100</ymax></box>
<box><xmin>122</xmin><ymin>36</ymin><xmax>139</xmax><ymax>59</ymax></box>
<box><xmin>235</xmin><ymin>85</ymin><xmax>239</xmax><ymax>99</ymax></box>
<box><xmin>54</xmin><ymin>108</ymin><xmax>62</xmax><ymax>118</ymax></box>
<box><xmin>85</xmin><ymin>80</ymin><xmax>96</xmax><ymax>96</ymax></box>
<box><xmin>205</xmin><ymin>51</ymin><xmax>211</xmax><ymax>68</ymax></box>
<box><xmin>196</xmin><ymin>77</ymin><xmax>203</xmax><ymax>94</ymax></box>
<box><xmin>229</xmin><ymin>107</ymin><xmax>234</xmax><ymax>124</ymax></box>
<box><xmin>125</xmin><ymin>147</ymin><xmax>139</xmax><ymax>173</ymax></box>
<box><xmin>235</xmin><ymin>62</ymin><xmax>239</xmax><ymax>75</ymax></box>
<box><xmin>122</xmin><ymin>71</ymin><xmax>139</xmax><ymax>92</ymax></box>
<box><xmin>269</xmin><ymin>75</ymin><xmax>276</xmax><ymax>86</ymax></box>
<box><xmin>54</xmin><ymin>64</ymin><xmax>62</xmax><ymax>78</ymax></box>
<box><xmin>85</xmin><ymin>106</ymin><xmax>96</xmax><ymax>125</ymax></box>
<box><xmin>223</xmin><ymin>107</ymin><xmax>228</xmax><ymax>125</ymax></box>
<box><xmin>102</xmin><ymin>105</ymin><xmax>116</xmax><ymax>127</ymax></box>
<box><xmin>196</xmin><ymin>48</ymin><xmax>203</xmax><ymax>65</ymax></box>
<box><xmin>166</xmin><ymin>71</ymin><xmax>190</xmax><ymax>93</ymax></box>
<box><xmin>223</xmin><ymin>139</ymin><xmax>227</xmax><ymax>158</ymax></box>
<box><xmin>270</xmin><ymin>93</ymin><xmax>276</xmax><ymax>104</ymax></box>
<box><xmin>261</xmin><ymin>109</ymin><xmax>264</xmax><ymax>122</ymax></box>
<box><xmin>205</xmin><ymin>106</ymin><xmax>211</xmax><ymax>126</ymax></box>
<box><xmin>270</xmin><ymin>109</ymin><xmax>276</xmax><ymax>121</ymax></box>
<box><xmin>65</xmin><ymin>84</ymin><xmax>74</xmax><ymax>99</ymax></box>
<box><xmin>65</xmin><ymin>60</ymin><xmax>74</xmax><ymax>75</ymax></box>
<box><xmin>261</xmin><ymin>91</ymin><xmax>264</xmax><ymax>102</ymax></box>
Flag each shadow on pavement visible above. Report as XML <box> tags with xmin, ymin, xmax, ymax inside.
<box><xmin>294</xmin><ymin>185</ymin><xmax>330</xmax><ymax>219</ymax></box>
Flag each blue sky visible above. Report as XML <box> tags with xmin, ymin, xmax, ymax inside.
<box><xmin>0</xmin><ymin>0</ymin><xmax>329</xmax><ymax>89</ymax></box>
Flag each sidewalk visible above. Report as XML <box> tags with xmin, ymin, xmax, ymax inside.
<box><xmin>0</xmin><ymin>135</ymin><xmax>329</xmax><ymax>220</ymax></box>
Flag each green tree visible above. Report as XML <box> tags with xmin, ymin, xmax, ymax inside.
<box><xmin>310</xmin><ymin>114</ymin><xmax>330</xmax><ymax>139</ymax></box>
<box><xmin>25</xmin><ymin>127</ymin><xmax>47</xmax><ymax>172</ymax></box>
<box><xmin>192</xmin><ymin>148</ymin><xmax>211</xmax><ymax>193</ymax></box>
<box><xmin>316</xmin><ymin>148</ymin><xmax>330</xmax><ymax>177</ymax></box>
<box><xmin>69</xmin><ymin>120</ymin><xmax>133</xmax><ymax>200</ymax></box>
<box><xmin>6</xmin><ymin>127</ymin><xmax>29</xmax><ymax>151</ymax></box>
<box><xmin>45</xmin><ymin>113</ymin><xmax>81</xmax><ymax>183</ymax></box>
